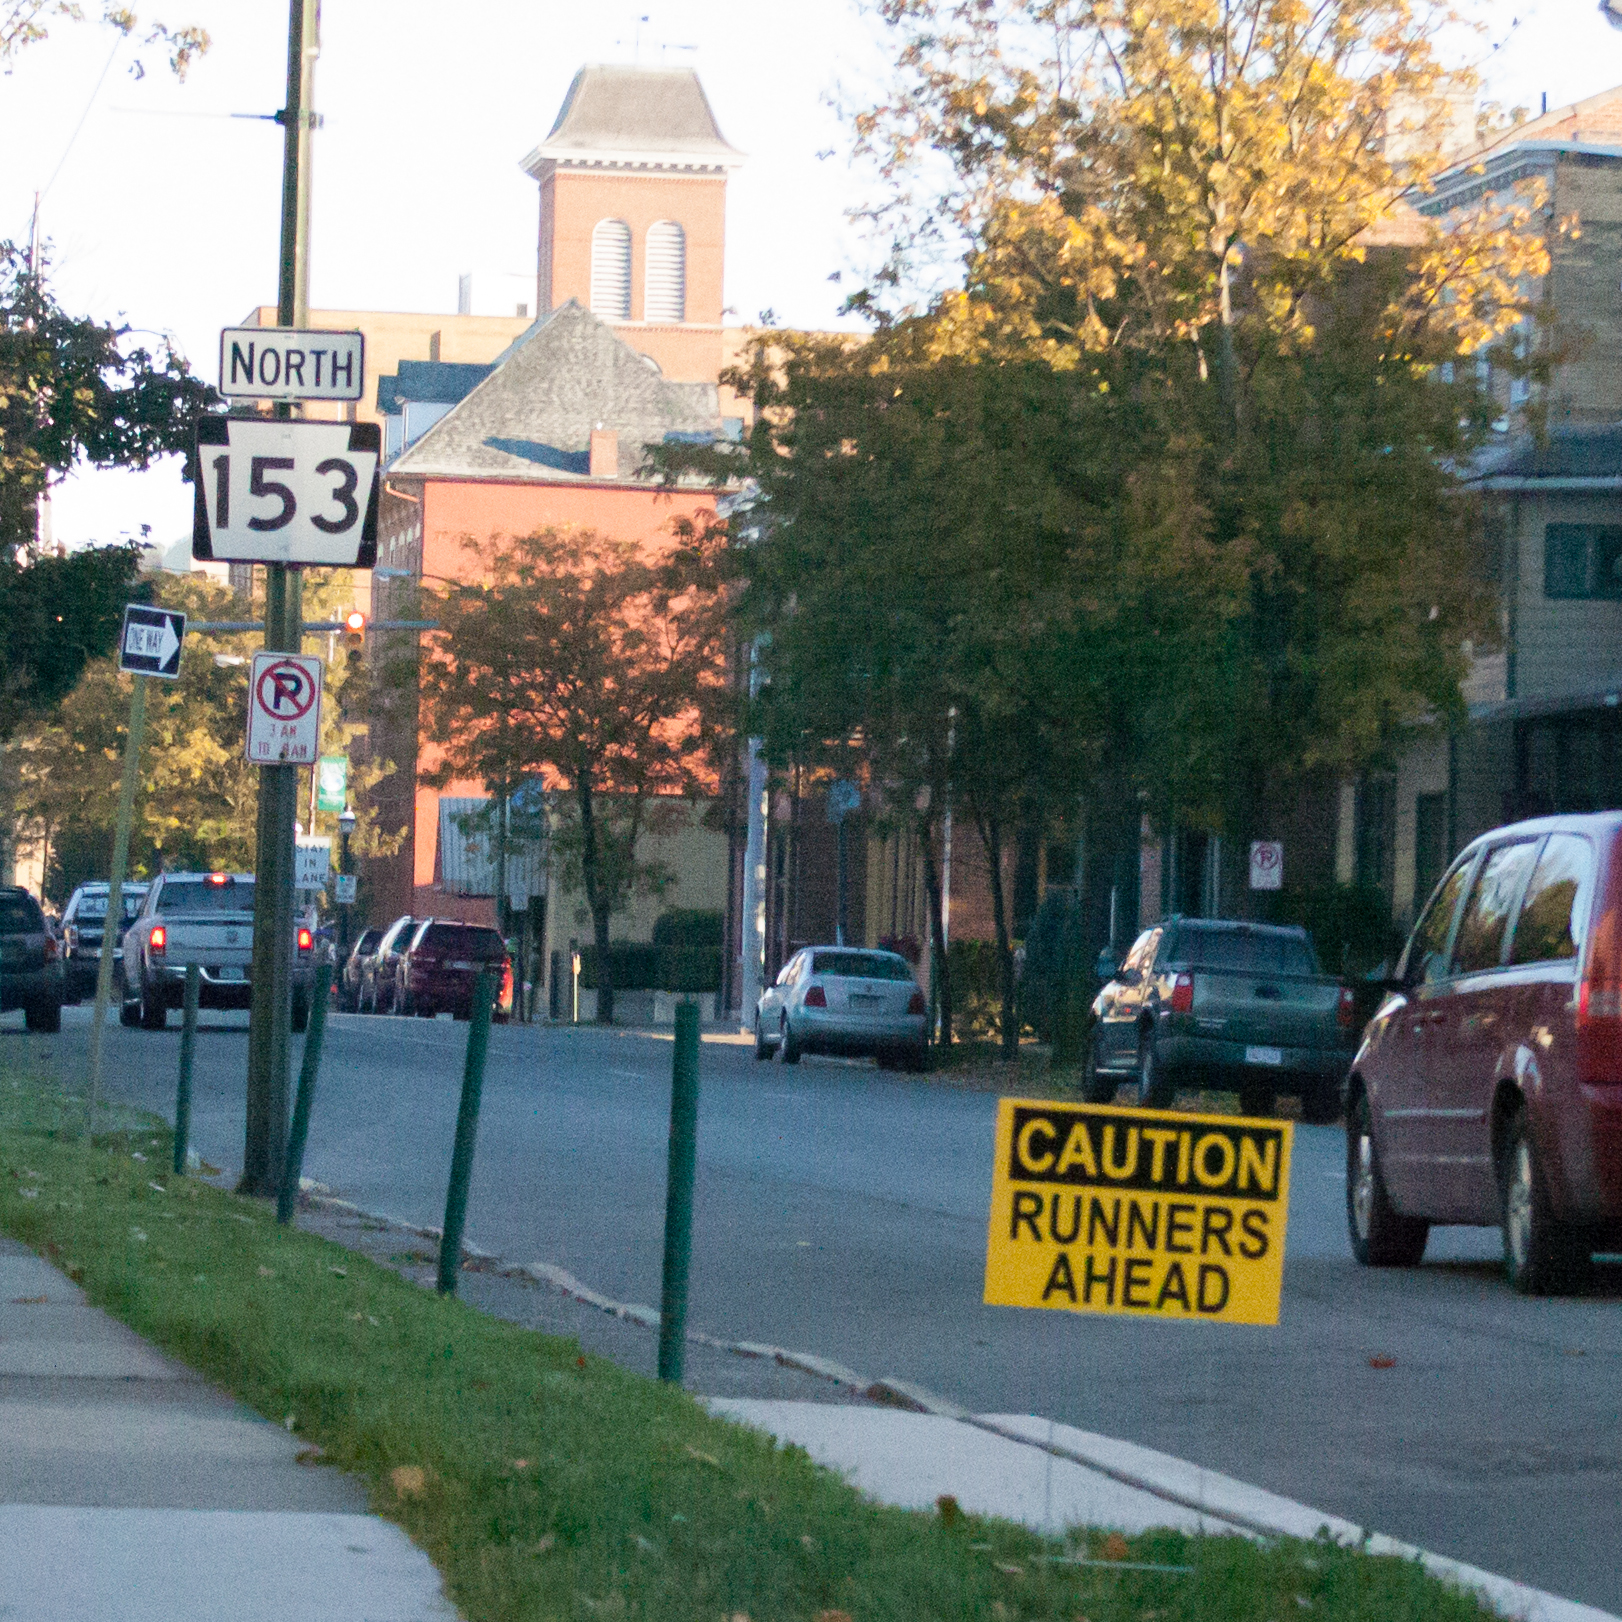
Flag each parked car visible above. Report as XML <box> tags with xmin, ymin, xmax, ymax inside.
<box><xmin>397</xmin><ymin>919</ymin><xmax>514</xmax><ymax>1021</ymax></box>
<box><xmin>1348</xmin><ymin>812</ymin><xmax>1622</xmax><ymax>1294</ymax></box>
<box><xmin>755</xmin><ymin>946</ymin><xmax>928</xmax><ymax>1070</ymax></box>
<box><xmin>0</xmin><ymin>886</ymin><xmax>66</xmax><ymax>1032</ymax></box>
<box><xmin>360</xmin><ymin>915</ymin><xmax>417</xmax><ymax>1014</ymax></box>
<box><xmin>121</xmin><ymin>872</ymin><xmax>317</xmax><ymax>1031</ymax></box>
<box><xmin>59</xmin><ymin>881</ymin><xmax>150</xmax><ymax>1002</ymax></box>
<box><xmin>1084</xmin><ymin>917</ymin><xmax>1356</xmax><ymax>1120</ymax></box>
<box><xmin>337</xmin><ymin>927</ymin><xmax>383</xmax><ymax>1012</ymax></box>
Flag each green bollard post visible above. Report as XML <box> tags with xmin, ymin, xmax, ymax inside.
<box><xmin>173</xmin><ymin>965</ymin><xmax>201</xmax><ymax>1176</ymax></box>
<box><xmin>657</xmin><ymin>1000</ymin><xmax>701</xmax><ymax>1384</ymax></box>
<box><xmin>437</xmin><ymin>970</ymin><xmax>495</xmax><ymax>1295</ymax></box>
<box><xmin>278</xmin><ymin>962</ymin><xmax>333</xmax><ymax>1226</ymax></box>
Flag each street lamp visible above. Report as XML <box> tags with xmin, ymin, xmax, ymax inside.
<box><xmin>337</xmin><ymin>806</ymin><xmax>357</xmax><ymax>966</ymax></box>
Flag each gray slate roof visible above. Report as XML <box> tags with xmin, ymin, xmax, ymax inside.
<box><xmin>1473</xmin><ymin>426</ymin><xmax>1622</xmax><ymax>482</ymax></box>
<box><xmin>388</xmin><ymin>300</ymin><xmax>718</xmax><ymax>483</ymax></box>
<box><xmin>522</xmin><ymin>65</ymin><xmax>743</xmax><ymax>172</ymax></box>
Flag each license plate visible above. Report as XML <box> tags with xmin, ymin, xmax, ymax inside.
<box><xmin>1245</xmin><ymin>1045</ymin><xmax>1283</xmax><ymax>1067</ymax></box>
<box><xmin>849</xmin><ymin>993</ymin><xmax>881</xmax><ymax>1005</ymax></box>
<box><xmin>447</xmin><ymin>960</ymin><xmax>475</xmax><ymax>971</ymax></box>
<box><xmin>216</xmin><ymin>966</ymin><xmax>245</xmax><ymax>982</ymax></box>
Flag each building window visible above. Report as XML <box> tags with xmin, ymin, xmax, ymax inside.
<box><xmin>1414</xmin><ymin>791</ymin><xmax>1448</xmax><ymax>910</ymax></box>
<box><xmin>1545</xmin><ymin>524</ymin><xmax>1622</xmax><ymax>600</ymax></box>
<box><xmin>590</xmin><ymin>219</ymin><xmax>631</xmax><ymax>321</ymax></box>
<box><xmin>644</xmin><ymin>220</ymin><xmax>686</xmax><ymax>323</ymax></box>
<box><xmin>1355</xmin><ymin>774</ymin><xmax>1395</xmax><ymax>900</ymax></box>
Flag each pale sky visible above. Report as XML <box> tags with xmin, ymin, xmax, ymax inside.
<box><xmin>0</xmin><ymin>0</ymin><xmax>1613</xmax><ymax>553</ymax></box>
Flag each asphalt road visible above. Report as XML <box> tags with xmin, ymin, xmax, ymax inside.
<box><xmin>15</xmin><ymin>1004</ymin><xmax>1622</xmax><ymax>1612</ymax></box>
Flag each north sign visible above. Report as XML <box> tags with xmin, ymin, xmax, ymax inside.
<box><xmin>246</xmin><ymin>652</ymin><xmax>323</xmax><ymax>765</ymax></box>
<box><xmin>117</xmin><ymin>604</ymin><xmax>186</xmax><ymax>679</ymax></box>
<box><xmin>192</xmin><ymin>417</ymin><xmax>381</xmax><ymax>569</ymax></box>
<box><xmin>218</xmin><ymin>327</ymin><xmax>364</xmax><ymax>402</ymax></box>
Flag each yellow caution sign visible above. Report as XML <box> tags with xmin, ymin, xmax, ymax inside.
<box><xmin>984</xmin><ymin>1099</ymin><xmax>1293</xmax><ymax>1326</ymax></box>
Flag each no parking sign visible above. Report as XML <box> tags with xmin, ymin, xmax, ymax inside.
<box><xmin>246</xmin><ymin>652</ymin><xmax>323</xmax><ymax>764</ymax></box>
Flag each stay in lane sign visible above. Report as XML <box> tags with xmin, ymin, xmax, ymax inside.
<box><xmin>984</xmin><ymin>1099</ymin><xmax>1293</xmax><ymax>1326</ymax></box>
<box><xmin>192</xmin><ymin>417</ymin><xmax>380</xmax><ymax>569</ymax></box>
<box><xmin>246</xmin><ymin>652</ymin><xmax>323</xmax><ymax>765</ymax></box>
<box><xmin>118</xmin><ymin>604</ymin><xmax>186</xmax><ymax>679</ymax></box>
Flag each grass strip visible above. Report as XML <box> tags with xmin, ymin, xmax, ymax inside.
<box><xmin>1</xmin><ymin>1071</ymin><xmax>1493</xmax><ymax>1622</ymax></box>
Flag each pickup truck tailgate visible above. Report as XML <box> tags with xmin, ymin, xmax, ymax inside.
<box><xmin>1194</xmin><ymin>971</ymin><xmax>1342</xmax><ymax>1050</ymax></box>
<box><xmin>167</xmin><ymin>918</ymin><xmax>254</xmax><ymax>969</ymax></box>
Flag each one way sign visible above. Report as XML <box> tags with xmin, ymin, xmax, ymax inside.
<box><xmin>118</xmin><ymin>604</ymin><xmax>186</xmax><ymax>679</ymax></box>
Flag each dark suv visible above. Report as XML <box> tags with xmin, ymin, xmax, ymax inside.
<box><xmin>0</xmin><ymin>887</ymin><xmax>66</xmax><ymax>1032</ymax></box>
<box><xmin>398</xmin><ymin>920</ymin><xmax>513</xmax><ymax>1021</ymax></box>
<box><xmin>1349</xmin><ymin>812</ymin><xmax>1622</xmax><ymax>1294</ymax></box>
<box><xmin>60</xmin><ymin>882</ymin><xmax>149</xmax><ymax>1001</ymax></box>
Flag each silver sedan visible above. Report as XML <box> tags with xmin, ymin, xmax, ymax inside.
<box><xmin>755</xmin><ymin>946</ymin><xmax>929</xmax><ymax>1071</ymax></box>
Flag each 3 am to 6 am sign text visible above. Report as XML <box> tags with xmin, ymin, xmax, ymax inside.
<box><xmin>983</xmin><ymin>1099</ymin><xmax>1293</xmax><ymax>1326</ymax></box>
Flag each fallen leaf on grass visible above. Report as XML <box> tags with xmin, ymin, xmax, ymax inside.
<box><xmin>511</xmin><ymin>1459</ymin><xmax>530</xmax><ymax>1471</ymax></box>
<box><xmin>128</xmin><ymin>1227</ymin><xmax>146</xmax><ymax>1242</ymax></box>
<box><xmin>390</xmin><ymin>1465</ymin><xmax>430</xmax><ymax>1498</ymax></box>
<box><xmin>131</xmin><ymin>1152</ymin><xmax>146</xmax><ymax>1162</ymax></box>
<box><xmin>147</xmin><ymin>1181</ymin><xmax>166</xmax><ymax>1194</ymax></box>
<box><xmin>800</xmin><ymin>1534</ymin><xmax>816</xmax><ymax>1552</ymax></box>
<box><xmin>1100</xmin><ymin>1532</ymin><xmax>1130</xmax><ymax>1561</ymax></box>
<box><xmin>1368</xmin><ymin>1356</ymin><xmax>1396</xmax><ymax>1370</ymax></box>
<box><xmin>577</xmin><ymin>1355</ymin><xmax>587</xmax><ymax>1369</ymax></box>
<box><xmin>257</xmin><ymin>1266</ymin><xmax>276</xmax><ymax>1279</ymax></box>
<box><xmin>328</xmin><ymin>1266</ymin><xmax>347</xmax><ymax>1277</ymax></box>
<box><xmin>633</xmin><ymin>1535</ymin><xmax>660</xmax><ymax>1556</ymax></box>
<box><xmin>531</xmin><ymin>1534</ymin><xmax>556</xmax><ymax>1556</ymax></box>
<box><xmin>284</xmin><ymin>1414</ymin><xmax>297</xmax><ymax>1432</ymax></box>
<box><xmin>296</xmin><ymin>1446</ymin><xmax>325</xmax><ymax>1466</ymax></box>
<box><xmin>684</xmin><ymin>1444</ymin><xmax>721</xmax><ymax>1467</ymax></box>
<box><xmin>816</xmin><ymin>1612</ymin><xmax>853</xmax><ymax>1622</ymax></box>
<box><xmin>995</xmin><ymin>1562</ymin><xmax>1025</xmax><ymax>1577</ymax></box>
<box><xmin>19</xmin><ymin>1189</ymin><xmax>38</xmax><ymax>1200</ymax></box>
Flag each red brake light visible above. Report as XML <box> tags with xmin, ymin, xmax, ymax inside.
<box><xmin>907</xmin><ymin>988</ymin><xmax>927</xmax><ymax>1015</ymax></box>
<box><xmin>500</xmin><ymin>960</ymin><xmax>514</xmax><ymax>1001</ymax></box>
<box><xmin>150</xmin><ymin>924</ymin><xmax>167</xmax><ymax>954</ymax></box>
<box><xmin>1338</xmin><ymin>986</ymin><xmax>1356</xmax><ymax>1030</ymax></box>
<box><xmin>1169</xmin><ymin>972</ymin><xmax>1194</xmax><ymax>1014</ymax></box>
<box><xmin>206</xmin><ymin>872</ymin><xmax>229</xmax><ymax>886</ymax></box>
<box><xmin>297</xmin><ymin>927</ymin><xmax>313</xmax><ymax>952</ymax></box>
<box><xmin>1576</xmin><ymin>977</ymin><xmax>1622</xmax><ymax>1084</ymax></box>
<box><xmin>804</xmin><ymin>984</ymin><xmax>828</xmax><ymax>1008</ymax></box>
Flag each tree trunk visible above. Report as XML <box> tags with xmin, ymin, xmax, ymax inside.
<box><xmin>979</xmin><ymin>810</ymin><xmax>1018</xmax><ymax>1062</ymax></box>
<box><xmin>918</xmin><ymin>806</ymin><xmax>952</xmax><ymax>1049</ymax></box>
<box><xmin>576</xmin><ymin>776</ymin><xmax>614</xmax><ymax>1025</ymax></box>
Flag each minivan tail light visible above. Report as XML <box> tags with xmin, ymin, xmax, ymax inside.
<box><xmin>804</xmin><ymin>984</ymin><xmax>828</xmax><ymax>1008</ymax></box>
<box><xmin>297</xmin><ymin>927</ymin><xmax>313</xmax><ymax>953</ymax></box>
<box><xmin>907</xmin><ymin>989</ymin><xmax>927</xmax><ymax>1015</ymax></box>
<box><xmin>1169</xmin><ymin>972</ymin><xmax>1194</xmax><ymax>1014</ymax></box>
<box><xmin>1338</xmin><ymin>986</ymin><xmax>1356</xmax><ymax>1030</ymax></box>
<box><xmin>1576</xmin><ymin>977</ymin><xmax>1622</xmax><ymax>1085</ymax></box>
<box><xmin>150</xmin><ymin>924</ymin><xmax>166</xmax><ymax>955</ymax></box>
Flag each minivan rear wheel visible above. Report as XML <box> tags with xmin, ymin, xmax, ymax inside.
<box><xmin>1347</xmin><ymin>1093</ymin><xmax>1428</xmax><ymax>1266</ymax></box>
<box><xmin>1501</xmin><ymin>1109</ymin><xmax>1590</xmax><ymax>1295</ymax></box>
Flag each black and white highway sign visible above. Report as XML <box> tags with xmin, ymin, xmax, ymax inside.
<box><xmin>246</xmin><ymin>652</ymin><xmax>324</xmax><ymax>765</ymax></box>
<box><xmin>219</xmin><ymin>327</ymin><xmax>364</xmax><ymax>402</ymax></box>
<box><xmin>192</xmin><ymin>417</ymin><xmax>380</xmax><ymax>568</ymax></box>
<box><xmin>118</xmin><ymin>604</ymin><xmax>186</xmax><ymax>679</ymax></box>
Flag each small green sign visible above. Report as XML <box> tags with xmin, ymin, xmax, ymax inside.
<box><xmin>315</xmin><ymin>755</ymin><xmax>348</xmax><ymax>812</ymax></box>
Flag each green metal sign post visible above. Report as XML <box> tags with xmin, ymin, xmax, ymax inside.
<box><xmin>173</xmin><ymin>964</ymin><xmax>201</xmax><ymax>1175</ymax></box>
<box><xmin>279</xmin><ymin>961</ymin><xmax>333</xmax><ymax>1225</ymax></box>
<box><xmin>657</xmin><ymin>1002</ymin><xmax>702</xmax><ymax>1383</ymax></box>
<box><xmin>437</xmin><ymin>970</ymin><xmax>495</xmax><ymax>1295</ymax></box>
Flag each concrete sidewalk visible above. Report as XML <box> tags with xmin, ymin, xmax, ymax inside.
<box><xmin>0</xmin><ymin>1236</ymin><xmax>455</xmax><ymax>1622</ymax></box>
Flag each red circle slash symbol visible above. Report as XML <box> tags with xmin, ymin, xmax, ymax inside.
<box><xmin>256</xmin><ymin>660</ymin><xmax>317</xmax><ymax>721</ymax></box>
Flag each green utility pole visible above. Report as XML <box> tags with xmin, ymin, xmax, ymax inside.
<box><xmin>243</xmin><ymin>0</ymin><xmax>319</xmax><ymax>1196</ymax></box>
<box><xmin>85</xmin><ymin>673</ymin><xmax>148</xmax><ymax>1140</ymax></box>
<box><xmin>657</xmin><ymin>1002</ymin><xmax>702</xmax><ymax>1383</ymax></box>
<box><xmin>437</xmin><ymin>971</ymin><xmax>496</xmax><ymax>1296</ymax></box>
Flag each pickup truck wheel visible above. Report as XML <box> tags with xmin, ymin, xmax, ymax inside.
<box><xmin>1081</xmin><ymin>1035</ymin><xmax>1117</xmax><ymax>1104</ymax></box>
<box><xmin>119</xmin><ymin>994</ymin><xmax>141</xmax><ymax>1028</ymax></box>
<box><xmin>25</xmin><ymin>1000</ymin><xmax>61</xmax><ymax>1034</ymax></box>
<box><xmin>1135</xmin><ymin>1031</ymin><xmax>1175</xmax><ymax>1108</ymax></box>
<box><xmin>1500</xmin><ymin>1109</ymin><xmax>1590</xmax><ymax>1295</ymax></box>
<box><xmin>139</xmin><ymin>981</ymin><xmax>167</xmax><ymax>1031</ymax></box>
<box><xmin>1347</xmin><ymin>1093</ymin><xmax>1428</xmax><ymax>1267</ymax></box>
<box><xmin>1300</xmin><ymin>1077</ymin><xmax>1343</xmax><ymax>1125</ymax></box>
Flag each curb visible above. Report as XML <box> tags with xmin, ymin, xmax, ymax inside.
<box><xmin>300</xmin><ymin>1192</ymin><xmax>1617</xmax><ymax>1622</ymax></box>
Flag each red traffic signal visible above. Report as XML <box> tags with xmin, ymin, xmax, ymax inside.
<box><xmin>343</xmin><ymin>610</ymin><xmax>366</xmax><ymax>636</ymax></box>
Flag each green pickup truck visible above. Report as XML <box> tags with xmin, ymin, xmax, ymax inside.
<box><xmin>1082</xmin><ymin>916</ymin><xmax>1357</xmax><ymax>1121</ymax></box>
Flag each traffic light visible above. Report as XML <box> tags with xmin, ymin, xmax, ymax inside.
<box><xmin>343</xmin><ymin>609</ymin><xmax>366</xmax><ymax>645</ymax></box>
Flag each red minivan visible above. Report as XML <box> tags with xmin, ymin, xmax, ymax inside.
<box><xmin>1348</xmin><ymin>813</ymin><xmax>1622</xmax><ymax>1294</ymax></box>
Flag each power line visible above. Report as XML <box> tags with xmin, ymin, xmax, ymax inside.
<box><xmin>38</xmin><ymin>32</ymin><xmax>124</xmax><ymax>206</ymax></box>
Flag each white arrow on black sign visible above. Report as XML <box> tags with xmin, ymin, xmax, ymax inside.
<box><xmin>118</xmin><ymin>604</ymin><xmax>187</xmax><ymax>679</ymax></box>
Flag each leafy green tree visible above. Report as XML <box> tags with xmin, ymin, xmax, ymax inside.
<box><xmin>419</xmin><ymin>524</ymin><xmax>731</xmax><ymax>1025</ymax></box>
<box><xmin>1</xmin><ymin>3</ymin><xmax>208</xmax><ymax>77</ymax></box>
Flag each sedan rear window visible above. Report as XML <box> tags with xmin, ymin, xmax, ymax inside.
<box><xmin>417</xmin><ymin>923</ymin><xmax>506</xmax><ymax>958</ymax></box>
<box><xmin>74</xmin><ymin>890</ymin><xmax>147</xmax><ymax>921</ymax></box>
<box><xmin>158</xmin><ymin>878</ymin><xmax>254</xmax><ymax>913</ymax></box>
<box><xmin>0</xmin><ymin>896</ymin><xmax>44</xmax><ymax>935</ymax></box>
<box><xmin>809</xmin><ymin>951</ymin><xmax>913</xmax><ymax>981</ymax></box>
<box><xmin>1176</xmin><ymin>927</ymin><xmax>1318</xmax><ymax>976</ymax></box>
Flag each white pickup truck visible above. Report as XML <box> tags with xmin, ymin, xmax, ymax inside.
<box><xmin>120</xmin><ymin>871</ymin><xmax>316</xmax><ymax>1032</ymax></box>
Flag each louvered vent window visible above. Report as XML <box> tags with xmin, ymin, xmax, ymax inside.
<box><xmin>590</xmin><ymin>219</ymin><xmax>632</xmax><ymax>321</ymax></box>
<box><xmin>644</xmin><ymin>220</ymin><xmax>686</xmax><ymax>324</ymax></box>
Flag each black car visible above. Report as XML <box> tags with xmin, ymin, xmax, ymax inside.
<box><xmin>338</xmin><ymin>926</ymin><xmax>383</xmax><ymax>1012</ymax></box>
<box><xmin>60</xmin><ymin>881</ymin><xmax>150</xmax><ymax>1001</ymax></box>
<box><xmin>1</xmin><ymin>886</ymin><xmax>67</xmax><ymax>1032</ymax></box>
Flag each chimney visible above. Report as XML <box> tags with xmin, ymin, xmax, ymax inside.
<box><xmin>590</xmin><ymin>426</ymin><xmax>619</xmax><ymax>478</ymax></box>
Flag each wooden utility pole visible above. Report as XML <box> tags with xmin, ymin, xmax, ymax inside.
<box><xmin>243</xmin><ymin>0</ymin><xmax>319</xmax><ymax>1196</ymax></box>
